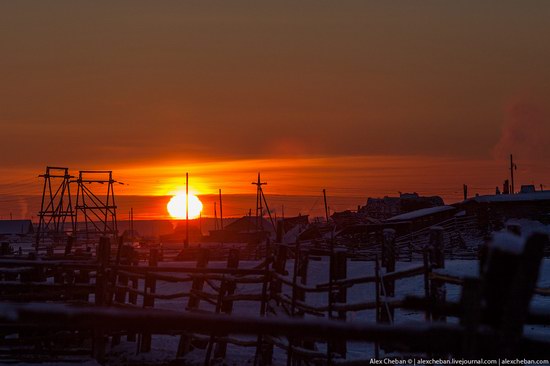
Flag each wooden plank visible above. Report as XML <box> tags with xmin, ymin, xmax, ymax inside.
<box><xmin>381</xmin><ymin>265</ymin><xmax>424</xmax><ymax>282</ymax></box>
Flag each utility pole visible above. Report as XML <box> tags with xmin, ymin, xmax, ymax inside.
<box><xmin>323</xmin><ymin>189</ymin><xmax>329</xmax><ymax>223</ymax></box>
<box><xmin>214</xmin><ymin>202</ymin><xmax>218</xmax><ymax>230</ymax></box>
<box><xmin>185</xmin><ymin>172</ymin><xmax>189</xmax><ymax>248</ymax></box>
<box><xmin>219</xmin><ymin>189</ymin><xmax>224</xmax><ymax>231</ymax></box>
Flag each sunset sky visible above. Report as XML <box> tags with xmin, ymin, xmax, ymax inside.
<box><xmin>1</xmin><ymin>1</ymin><xmax>550</xmax><ymax>219</ymax></box>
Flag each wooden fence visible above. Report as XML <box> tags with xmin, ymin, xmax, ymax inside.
<box><xmin>1</xmin><ymin>223</ymin><xmax>550</xmax><ymax>364</ymax></box>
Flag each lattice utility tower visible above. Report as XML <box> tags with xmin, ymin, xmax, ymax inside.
<box><xmin>35</xmin><ymin>167</ymin><xmax>75</xmax><ymax>250</ymax></box>
<box><xmin>252</xmin><ymin>173</ymin><xmax>275</xmax><ymax>231</ymax></box>
<box><xmin>74</xmin><ymin>170</ymin><xmax>119</xmax><ymax>246</ymax></box>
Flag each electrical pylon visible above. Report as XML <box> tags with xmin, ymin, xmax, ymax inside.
<box><xmin>75</xmin><ymin>170</ymin><xmax>119</xmax><ymax>246</ymax></box>
<box><xmin>35</xmin><ymin>167</ymin><xmax>75</xmax><ymax>251</ymax></box>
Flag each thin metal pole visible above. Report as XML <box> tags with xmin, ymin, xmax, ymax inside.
<box><xmin>510</xmin><ymin>154</ymin><xmax>515</xmax><ymax>194</ymax></box>
<box><xmin>256</xmin><ymin>174</ymin><xmax>260</xmax><ymax>228</ymax></box>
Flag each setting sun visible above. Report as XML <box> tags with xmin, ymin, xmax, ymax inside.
<box><xmin>167</xmin><ymin>193</ymin><xmax>203</xmax><ymax>219</ymax></box>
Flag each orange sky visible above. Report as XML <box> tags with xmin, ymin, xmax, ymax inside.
<box><xmin>1</xmin><ymin>2</ymin><xmax>550</xmax><ymax>219</ymax></box>
<box><xmin>2</xmin><ymin>154</ymin><xmax>550</xmax><ymax>220</ymax></box>
<box><xmin>104</xmin><ymin>155</ymin><xmax>550</xmax><ymax>200</ymax></box>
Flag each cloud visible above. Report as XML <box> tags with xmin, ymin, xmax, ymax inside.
<box><xmin>493</xmin><ymin>101</ymin><xmax>550</xmax><ymax>161</ymax></box>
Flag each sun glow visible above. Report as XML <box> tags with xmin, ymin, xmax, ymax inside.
<box><xmin>167</xmin><ymin>193</ymin><xmax>203</xmax><ymax>219</ymax></box>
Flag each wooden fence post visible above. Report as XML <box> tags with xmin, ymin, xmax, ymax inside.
<box><xmin>297</xmin><ymin>248</ymin><xmax>315</xmax><ymax>355</ymax></box>
<box><xmin>422</xmin><ymin>248</ymin><xmax>431</xmax><ymax>321</ymax></box>
<box><xmin>380</xmin><ymin>229</ymin><xmax>395</xmax><ymax>324</ymax></box>
<box><xmin>112</xmin><ymin>241</ymin><xmax>130</xmax><ymax>346</ymax></box>
<box><xmin>92</xmin><ymin>236</ymin><xmax>110</xmax><ymax>362</ymax></box>
<box><xmin>374</xmin><ymin>256</ymin><xmax>380</xmax><ymax>358</ymax></box>
<box><xmin>95</xmin><ymin>236</ymin><xmax>111</xmax><ymax>306</ymax></box>
<box><xmin>64</xmin><ymin>236</ymin><xmax>73</xmax><ymax>256</ymax></box>
<box><xmin>254</xmin><ymin>241</ymin><xmax>272</xmax><ymax>366</ymax></box>
<box><xmin>478</xmin><ymin>232</ymin><xmax>546</xmax><ymax>357</ymax></box>
<box><xmin>428</xmin><ymin>226</ymin><xmax>446</xmax><ymax>322</ymax></box>
<box><xmin>330</xmin><ymin>249</ymin><xmax>348</xmax><ymax>358</ymax></box>
<box><xmin>287</xmin><ymin>241</ymin><xmax>305</xmax><ymax>365</ymax></box>
<box><xmin>296</xmin><ymin>247</ymin><xmax>309</xmax><ymax>314</ymax></box>
<box><xmin>127</xmin><ymin>274</ymin><xmax>139</xmax><ymax>342</ymax></box>
<box><xmin>187</xmin><ymin>247</ymin><xmax>209</xmax><ymax>310</ymax></box>
<box><xmin>260</xmin><ymin>243</ymin><xmax>287</xmax><ymax>365</ymax></box>
<box><xmin>75</xmin><ymin>268</ymin><xmax>90</xmax><ymax>303</ymax></box>
<box><xmin>214</xmin><ymin>248</ymin><xmax>240</xmax><ymax>359</ymax></box>
<box><xmin>177</xmin><ymin>247</ymin><xmax>210</xmax><ymax>357</ymax></box>
<box><xmin>458</xmin><ymin>278</ymin><xmax>482</xmax><ymax>358</ymax></box>
<box><xmin>272</xmin><ymin>244</ymin><xmax>288</xmax><ymax>299</ymax></box>
<box><xmin>139</xmin><ymin>248</ymin><xmax>158</xmax><ymax>353</ymax></box>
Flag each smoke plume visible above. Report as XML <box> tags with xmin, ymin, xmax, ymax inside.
<box><xmin>493</xmin><ymin>102</ymin><xmax>550</xmax><ymax>161</ymax></box>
